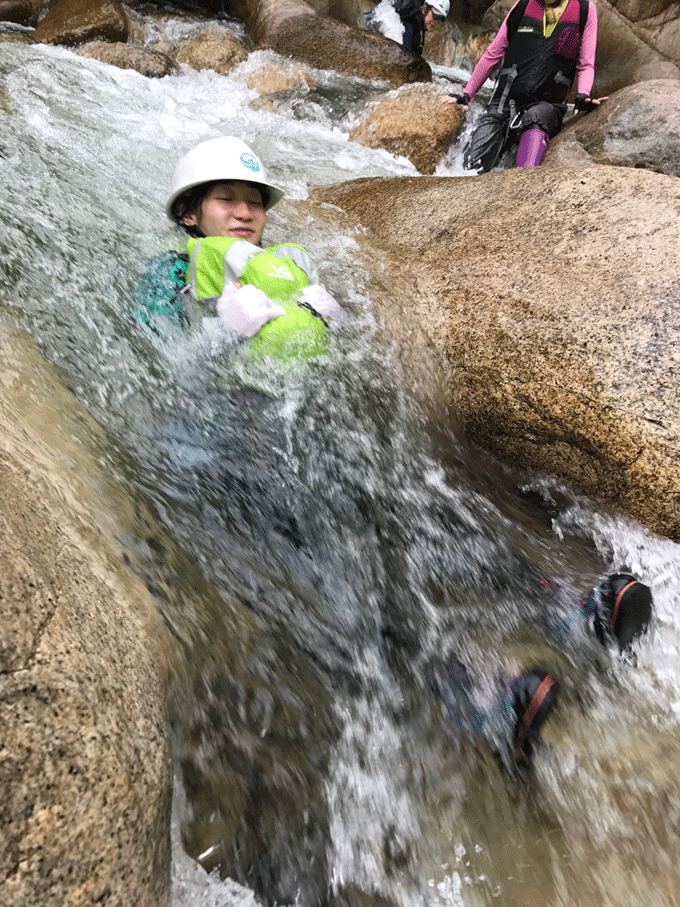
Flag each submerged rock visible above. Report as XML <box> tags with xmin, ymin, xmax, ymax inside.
<box><xmin>311</xmin><ymin>165</ymin><xmax>680</xmax><ymax>540</ymax></box>
<box><xmin>231</xmin><ymin>54</ymin><xmax>317</xmax><ymax>94</ymax></box>
<box><xmin>546</xmin><ymin>80</ymin><xmax>680</xmax><ymax>178</ymax></box>
<box><xmin>77</xmin><ymin>40</ymin><xmax>179</xmax><ymax>76</ymax></box>
<box><xmin>176</xmin><ymin>30</ymin><xmax>248</xmax><ymax>74</ymax></box>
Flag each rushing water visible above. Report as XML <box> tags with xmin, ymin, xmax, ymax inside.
<box><xmin>2</xmin><ymin>18</ymin><xmax>680</xmax><ymax>907</ymax></box>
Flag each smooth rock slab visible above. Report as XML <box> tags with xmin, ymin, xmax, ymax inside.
<box><xmin>312</xmin><ymin>165</ymin><xmax>680</xmax><ymax>540</ymax></box>
<box><xmin>0</xmin><ymin>336</ymin><xmax>172</xmax><ymax>907</ymax></box>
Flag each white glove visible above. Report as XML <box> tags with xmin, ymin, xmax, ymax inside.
<box><xmin>299</xmin><ymin>284</ymin><xmax>345</xmax><ymax>323</ymax></box>
<box><xmin>216</xmin><ymin>283</ymin><xmax>285</xmax><ymax>338</ymax></box>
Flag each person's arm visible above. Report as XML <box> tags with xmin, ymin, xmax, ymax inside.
<box><xmin>575</xmin><ymin>1</ymin><xmax>596</xmax><ymax>97</ymax></box>
<box><xmin>572</xmin><ymin>3</ymin><xmax>609</xmax><ymax>112</ymax></box>
<box><xmin>440</xmin><ymin>6</ymin><xmax>514</xmax><ymax>106</ymax></box>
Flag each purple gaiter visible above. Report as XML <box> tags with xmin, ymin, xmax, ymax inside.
<box><xmin>515</xmin><ymin>128</ymin><xmax>549</xmax><ymax>167</ymax></box>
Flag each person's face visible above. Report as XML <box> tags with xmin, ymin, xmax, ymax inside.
<box><xmin>423</xmin><ymin>8</ymin><xmax>444</xmax><ymax>30</ymax></box>
<box><xmin>182</xmin><ymin>180</ymin><xmax>267</xmax><ymax>244</ymax></box>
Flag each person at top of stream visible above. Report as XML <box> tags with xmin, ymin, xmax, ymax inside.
<box><xmin>134</xmin><ymin>136</ymin><xmax>344</xmax><ymax>361</ymax></box>
<box><xmin>364</xmin><ymin>0</ymin><xmax>450</xmax><ymax>56</ymax></box>
<box><xmin>439</xmin><ymin>0</ymin><xmax>608</xmax><ymax>172</ymax></box>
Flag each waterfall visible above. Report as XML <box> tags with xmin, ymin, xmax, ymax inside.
<box><xmin>2</xmin><ymin>25</ymin><xmax>680</xmax><ymax>907</ymax></box>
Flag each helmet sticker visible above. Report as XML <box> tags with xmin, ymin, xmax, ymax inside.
<box><xmin>240</xmin><ymin>152</ymin><xmax>261</xmax><ymax>172</ymax></box>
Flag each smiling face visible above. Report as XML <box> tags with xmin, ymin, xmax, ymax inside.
<box><xmin>182</xmin><ymin>180</ymin><xmax>267</xmax><ymax>245</ymax></box>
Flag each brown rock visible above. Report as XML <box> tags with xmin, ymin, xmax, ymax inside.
<box><xmin>547</xmin><ymin>80</ymin><xmax>680</xmax><ymax>177</ymax></box>
<box><xmin>0</xmin><ymin>30</ymin><xmax>35</xmax><ymax>43</ymax></box>
<box><xmin>0</xmin><ymin>0</ymin><xmax>35</xmax><ymax>25</ymax></box>
<box><xmin>0</xmin><ymin>335</ymin><xmax>172</xmax><ymax>907</ymax></box>
<box><xmin>251</xmin><ymin>4</ymin><xmax>431</xmax><ymax>86</ymax></box>
<box><xmin>232</xmin><ymin>55</ymin><xmax>317</xmax><ymax>94</ymax></box>
<box><xmin>240</xmin><ymin>0</ymin><xmax>366</xmax><ymax>34</ymax></box>
<box><xmin>610</xmin><ymin>0</ymin><xmax>676</xmax><ymax>23</ymax></box>
<box><xmin>176</xmin><ymin>30</ymin><xmax>248</xmax><ymax>74</ymax></box>
<box><xmin>311</xmin><ymin>166</ymin><xmax>680</xmax><ymax>540</ymax></box>
<box><xmin>349</xmin><ymin>83</ymin><xmax>464</xmax><ymax>173</ymax></box>
<box><xmin>77</xmin><ymin>40</ymin><xmax>179</xmax><ymax>76</ymax></box>
<box><xmin>633</xmin><ymin>60</ymin><xmax>680</xmax><ymax>82</ymax></box>
<box><xmin>33</xmin><ymin>0</ymin><xmax>130</xmax><ymax>46</ymax></box>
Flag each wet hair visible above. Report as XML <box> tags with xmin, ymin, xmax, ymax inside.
<box><xmin>171</xmin><ymin>180</ymin><xmax>270</xmax><ymax>237</ymax></box>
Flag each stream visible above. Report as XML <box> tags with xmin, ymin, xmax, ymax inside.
<box><xmin>1</xmin><ymin>16</ymin><xmax>680</xmax><ymax>907</ymax></box>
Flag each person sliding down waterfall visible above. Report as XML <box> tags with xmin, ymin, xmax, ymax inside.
<box><xmin>439</xmin><ymin>0</ymin><xmax>608</xmax><ymax>172</ymax></box>
<box><xmin>364</xmin><ymin>0</ymin><xmax>449</xmax><ymax>56</ymax></box>
<box><xmin>134</xmin><ymin>136</ymin><xmax>344</xmax><ymax>361</ymax></box>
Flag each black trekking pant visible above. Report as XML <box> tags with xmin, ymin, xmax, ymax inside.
<box><xmin>464</xmin><ymin>97</ymin><xmax>567</xmax><ymax>173</ymax></box>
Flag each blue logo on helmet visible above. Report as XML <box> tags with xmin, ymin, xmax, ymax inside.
<box><xmin>240</xmin><ymin>152</ymin><xmax>261</xmax><ymax>172</ymax></box>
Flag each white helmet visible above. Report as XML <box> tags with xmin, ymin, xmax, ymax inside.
<box><xmin>166</xmin><ymin>136</ymin><xmax>285</xmax><ymax>222</ymax></box>
<box><xmin>427</xmin><ymin>0</ymin><xmax>450</xmax><ymax>16</ymax></box>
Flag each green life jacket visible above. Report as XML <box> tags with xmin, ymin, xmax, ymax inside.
<box><xmin>186</xmin><ymin>236</ymin><xmax>328</xmax><ymax>361</ymax></box>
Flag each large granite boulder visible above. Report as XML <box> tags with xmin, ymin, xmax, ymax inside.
<box><xmin>0</xmin><ymin>334</ymin><xmax>172</xmax><ymax>907</ymax></box>
<box><xmin>311</xmin><ymin>165</ymin><xmax>680</xmax><ymax>541</ymax></box>
<box><xmin>546</xmin><ymin>80</ymin><xmax>680</xmax><ymax>176</ymax></box>
<box><xmin>33</xmin><ymin>0</ymin><xmax>130</xmax><ymax>45</ymax></box>
<box><xmin>349</xmin><ymin>82</ymin><xmax>465</xmax><ymax>173</ymax></box>
<box><xmin>239</xmin><ymin>0</ymin><xmax>431</xmax><ymax>86</ymax></box>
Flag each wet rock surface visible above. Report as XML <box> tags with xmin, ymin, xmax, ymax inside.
<box><xmin>349</xmin><ymin>82</ymin><xmax>465</xmax><ymax>174</ymax></box>
<box><xmin>0</xmin><ymin>337</ymin><xmax>173</xmax><ymax>907</ymax></box>
<box><xmin>546</xmin><ymin>80</ymin><xmax>680</xmax><ymax>177</ymax></box>
<box><xmin>77</xmin><ymin>39</ymin><xmax>178</xmax><ymax>75</ymax></box>
<box><xmin>254</xmin><ymin>10</ymin><xmax>432</xmax><ymax>85</ymax></box>
<box><xmin>33</xmin><ymin>0</ymin><xmax>130</xmax><ymax>45</ymax></box>
<box><xmin>175</xmin><ymin>29</ymin><xmax>248</xmax><ymax>73</ymax></box>
<box><xmin>312</xmin><ymin>165</ymin><xmax>680</xmax><ymax>540</ymax></box>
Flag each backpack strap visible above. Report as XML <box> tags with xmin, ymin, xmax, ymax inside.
<box><xmin>577</xmin><ymin>0</ymin><xmax>589</xmax><ymax>36</ymax></box>
<box><xmin>504</xmin><ymin>0</ymin><xmax>531</xmax><ymax>44</ymax></box>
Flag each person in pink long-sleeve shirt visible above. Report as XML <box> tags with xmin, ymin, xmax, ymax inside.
<box><xmin>441</xmin><ymin>0</ymin><xmax>608</xmax><ymax>171</ymax></box>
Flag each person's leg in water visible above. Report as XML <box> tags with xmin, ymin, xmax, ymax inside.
<box><xmin>441</xmin><ymin>654</ymin><xmax>560</xmax><ymax>771</ymax></box>
<box><xmin>515</xmin><ymin>128</ymin><xmax>549</xmax><ymax>167</ymax></box>
<box><xmin>539</xmin><ymin>571</ymin><xmax>653</xmax><ymax>656</ymax></box>
<box><xmin>464</xmin><ymin>102</ymin><xmax>511</xmax><ymax>173</ymax></box>
<box><xmin>513</xmin><ymin>100</ymin><xmax>567</xmax><ymax>169</ymax></box>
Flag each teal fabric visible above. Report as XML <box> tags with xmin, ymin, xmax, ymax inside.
<box><xmin>134</xmin><ymin>252</ymin><xmax>189</xmax><ymax>335</ymax></box>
